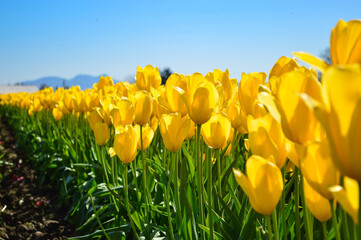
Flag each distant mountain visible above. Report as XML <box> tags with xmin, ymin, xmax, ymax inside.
<box><xmin>21</xmin><ymin>76</ymin><xmax>66</xmax><ymax>89</ymax></box>
<box><xmin>21</xmin><ymin>74</ymin><xmax>119</xmax><ymax>90</ymax></box>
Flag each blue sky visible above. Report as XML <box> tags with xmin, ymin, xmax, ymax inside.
<box><xmin>0</xmin><ymin>0</ymin><xmax>360</xmax><ymax>85</ymax></box>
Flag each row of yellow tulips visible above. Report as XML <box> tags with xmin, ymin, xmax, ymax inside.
<box><xmin>1</xmin><ymin>19</ymin><xmax>360</xmax><ymax>239</ymax></box>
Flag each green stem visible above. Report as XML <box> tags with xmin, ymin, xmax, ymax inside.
<box><xmin>208</xmin><ymin>149</ymin><xmax>215</xmax><ymax>240</ymax></box>
<box><xmin>196</xmin><ymin>124</ymin><xmax>205</xmax><ymax>238</ymax></box>
<box><xmin>331</xmin><ymin>201</ymin><xmax>341</xmax><ymax>240</ymax></box>
<box><xmin>173</xmin><ymin>151</ymin><xmax>181</xmax><ymax>226</ymax></box>
<box><xmin>101</xmin><ymin>146</ymin><xmax>110</xmax><ymax>184</ymax></box>
<box><xmin>272</xmin><ymin>209</ymin><xmax>279</xmax><ymax>240</ymax></box>
<box><xmin>90</xmin><ymin>194</ymin><xmax>111</xmax><ymax>240</ymax></box>
<box><xmin>353</xmin><ymin>219</ymin><xmax>357</xmax><ymax>240</ymax></box>
<box><xmin>294</xmin><ymin>167</ymin><xmax>301</xmax><ymax>240</ymax></box>
<box><xmin>130</xmin><ymin>161</ymin><xmax>140</xmax><ymax>201</ymax></box>
<box><xmin>266</xmin><ymin>214</ymin><xmax>273</xmax><ymax>240</ymax></box>
<box><xmin>140</xmin><ymin>125</ymin><xmax>151</xmax><ymax>236</ymax></box>
<box><xmin>216</xmin><ymin>148</ymin><xmax>221</xmax><ymax>197</ymax></box>
<box><xmin>165</xmin><ymin>167</ymin><xmax>175</xmax><ymax>240</ymax></box>
<box><xmin>342</xmin><ymin>208</ymin><xmax>350</xmax><ymax>240</ymax></box>
<box><xmin>300</xmin><ymin>176</ymin><xmax>313</xmax><ymax>240</ymax></box>
<box><xmin>230</xmin><ymin>128</ymin><xmax>238</xmax><ymax>154</ymax></box>
<box><xmin>321</xmin><ymin>221</ymin><xmax>328</xmax><ymax>240</ymax></box>
<box><xmin>281</xmin><ymin>165</ymin><xmax>287</xmax><ymax>240</ymax></box>
<box><xmin>123</xmin><ymin>163</ymin><xmax>140</xmax><ymax>240</ymax></box>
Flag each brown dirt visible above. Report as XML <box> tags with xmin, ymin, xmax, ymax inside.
<box><xmin>0</xmin><ymin>117</ymin><xmax>76</xmax><ymax>239</ymax></box>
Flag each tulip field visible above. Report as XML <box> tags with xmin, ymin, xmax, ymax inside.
<box><xmin>1</xmin><ymin>19</ymin><xmax>361</xmax><ymax>239</ymax></box>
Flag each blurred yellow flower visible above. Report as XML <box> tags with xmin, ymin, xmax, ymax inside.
<box><xmin>94</xmin><ymin>122</ymin><xmax>110</xmax><ymax>146</ymax></box>
<box><xmin>329</xmin><ymin>177</ymin><xmax>359</xmax><ymax>224</ymax></box>
<box><xmin>300</xmin><ymin>141</ymin><xmax>339</xmax><ymax>199</ymax></box>
<box><xmin>303</xmin><ymin>177</ymin><xmax>332</xmax><ymax>222</ymax></box>
<box><xmin>233</xmin><ymin>155</ymin><xmax>283</xmax><ymax>215</ymax></box>
<box><xmin>52</xmin><ymin>107</ymin><xmax>63</xmax><ymax>121</ymax></box>
<box><xmin>305</xmin><ymin>64</ymin><xmax>361</xmax><ymax>181</ymax></box>
<box><xmin>248</xmin><ymin>113</ymin><xmax>288</xmax><ymax>168</ymax></box>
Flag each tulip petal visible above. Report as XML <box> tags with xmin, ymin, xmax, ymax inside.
<box><xmin>293</xmin><ymin>51</ymin><xmax>329</xmax><ymax>73</ymax></box>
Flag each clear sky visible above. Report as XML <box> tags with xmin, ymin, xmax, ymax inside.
<box><xmin>0</xmin><ymin>0</ymin><xmax>360</xmax><ymax>85</ymax></box>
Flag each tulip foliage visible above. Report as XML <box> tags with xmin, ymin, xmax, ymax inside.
<box><xmin>1</xmin><ymin>19</ymin><xmax>361</xmax><ymax>240</ymax></box>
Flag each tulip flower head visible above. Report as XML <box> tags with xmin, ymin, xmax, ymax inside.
<box><xmin>176</xmin><ymin>73</ymin><xmax>219</xmax><ymax>125</ymax></box>
<box><xmin>52</xmin><ymin>107</ymin><xmax>63</xmax><ymax>121</ymax></box>
<box><xmin>135</xmin><ymin>124</ymin><xmax>154</xmax><ymax>151</ymax></box>
<box><xmin>134</xmin><ymin>90</ymin><xmax>153</xmax><ymax>126</ymax></box>
<box><xmin>160</xmin><ymin>113</ymin><xmax>191</xmax><ymax>152</ymax></box>
<box><xmin>114</xmin><ymin>125</ymin><xmax>139</xmax><ymax>164</ymax></box>
<box><xmin>248</xmin><ymin>113</ymin><xmax>288</xmax><ymax>168</ymax></box>
<box><xmin>304</xmin><ymin>64</ymin><xmax>361</xmax><ymax>181</ymax></box>
<box><xmin>136</xmin><ymin>65</ymin><xmax>162</xmax><ymax>92</ymax></box>
<box><xmin>94</xmin><ymin>122</ymin><xmax>110</xmax><ymax>146</ymax></box>
<box><xmin>303</xmin><ymin>177</ymin><xmax>332</xmax><ymax>222</ymax></box>
<box><xmin>233</xmin><ymin>155</ymin><xmax>283</xmax><ymax>215</ymax></box>
<box><xmin>300</xmin><ymin>141</ymin><xmax>340</xmax><ymax>199</ymax></box>
<box><xmin>329</xmin><ymin>176</ymin><xmax>359</xmax><ymax>224</ymax></box>
<box><xmin>201</xmin><ymin>113</ymin><xmax>232</xmax><ymax>149</ymax></box>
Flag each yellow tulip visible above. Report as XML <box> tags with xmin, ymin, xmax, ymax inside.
<box><xmin>114</xmin><ymin>125</ymin><xmax>139</xmax><ymax>164</ymax></box>
<box><xmin>176</xmin><ymin>73</ymin><xmax>219</xmax><ymax>125</ymax></box>
<box><xmin>306</xmin><ymin>65</ymin><xmax>361</xmax><ymax>181</ymax></box>
<box><xmin>110</xmin><ymin>98</ymin><xmax>134</xmax><ymax>126</ymax></box>
<box><xmin>136</xmin><ymin>65</ymin><xmax>162</xmax><ymax>92</ymax></box>
<box><xmin>293</xmin><ymin>20</ymin><xmax>361</xmax><ymax>72</ymax></box>
<box><xmin>97</xmin><ymin>76</ymin><xmax>114</xmax><ymax>90</ymax></box>
<box><xmin>205</xmin><ymin>69</ymin><xmax>237</xmax><ymax>102</ymax></box>
<box><xmin>185</xmin><ymin>116</ymin><xmax>195</xmax><ymax>140</ymax></box>
<box><xmin>233</xmin><ymin>155</ymin><xmax>283</xmax><ymax>215</ymax></box>
<box><xmin>201</xmin><ymin>113</ymin><xmax>232</xmax><ymax>149</ymax></box>
<box><xmin>72</xmin><ymin>94</ymin><xmax>84</xmax><ymax>113</ymax></box>
<box><xmin>135</xmin><ymin>124</ymin><xmax>154</xmax><ymax>151</ymax></box>
<box><xmin>300</xmin><ymin>141</ymin><xmax>340</xmax><ymax>199</ymax></box>
<box><xmin>331</xmin><ymin>19</ymin><xmax>361</xmax><ymax>65</ymax></box>
<box><xmin>150</xmin><ymin>116</ymin><xmax>159</xmax><ymax>133</ymax></box>
<box><xmin>33</xmin><ymin>98</ymin><xmax>43</xmax><ymax>112</ymax></box>
<box><xmin>165</xmin><ymin>73</ymin><xmax>188</xmax><ymax>116</ymax></box>
<box><xmin>268</xmin><ymin>56</ymin><xmax>300</xmax><ymax>95</ymax></box>
<box><xmin>134</xmin><ymin>90</ymin><xmax>153</xmax><ymax>126</ymax></box>
<box><xmin>275</xmin><ymin>69</ymin><xmax>322</xmax><ymax>144</ymax></box>
<box><xmin>151</xmin><ymin>87</ymin><xmax>171</xmax><ymax>118</ymax></box>
<box><xmin>52</xmin><ymin>107</ymin><xmax>63</xmax><ymax>121</ymax></box>
<box><xmin>224</xmin><ymin>99</ymin><xmax>243</xmax><ymax>130</ymax></box>
<box><xmin>248</xmin><ymin>113</ymin><xmax>288</xmax><ymax>168</ymax></box>
<box><xmin>97</xmin><ymin>96</ymin><xmax>113</xmax><ymax>125</ymax></box>
<box><xmin>303</xmin><ymin>177</ymin><xmax>332</xmax><ymax>222</ymax></box>
<box><xmin>94</xmin><ymin>122</ymin><xmax>110</xmax><ymax>146</ymax></box>
<box><xmin>88</xmin><ymin>110</ymin><xmax>103</xmax><ymax>131</ymax></box>
<box><xmin>238</xmin><ymin>72</ymin><xmax>267</xmax><ymax>117</ymax></box>
<box><xmin>160</xmin><ymin>113</ymin><xmax>191</xmax><ymax>152</ymax></box>
<box><xmin>329</xmin><ymin>177</ymin><xmax>359</xmax><ymax>224</ymax></box>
